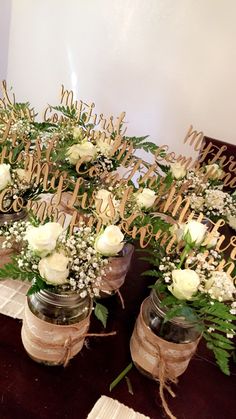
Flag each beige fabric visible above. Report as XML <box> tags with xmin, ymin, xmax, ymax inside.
<box><xmin>21</xmin><ymin>302</ymin><xmax>91</xmax><ymax>365</ymax></box>
<box><xmin>87</xmin><ymin>395</ymin><xmax>150</xmax><ymax>419</ymax></box>
<box><xmin>0</xmin><ymin>279</ymin><xmax>29</xmax><ymax>319</ymax></box>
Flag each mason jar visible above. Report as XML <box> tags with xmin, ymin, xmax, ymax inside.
<box><xmin>21</xmin><ymin>289</ymin><xmax>92</xmax><ymax>366</ymax></box>
<box><xmin>130</xmin><ymin>290</ymin><xmax>201</xmax><ymax>380</ymax></box>
<box><xmin>99</xmin><ymin>243</ymin><xmax>134</xmax><ymax>297</ymax></box>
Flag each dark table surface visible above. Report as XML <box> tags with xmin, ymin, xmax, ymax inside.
<box><xmin>0</xmin><ymin>251</ymin><xmax>235</xmax><ymax>419</ymax></box>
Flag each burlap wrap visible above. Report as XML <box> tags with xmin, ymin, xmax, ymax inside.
<box><xmin>130</xmin><ymin>298</ymin><xmax>201</xmax><ymax>419</ymax></box>
<box><xmin>100</xmin><ymin>243</ymin><xmax>134</xmax><ymax>294</ymax></box>
<box><xmin>21</xmin><ymin>302</ymin><xmax>91</xmax><ymax>366</ymax></box>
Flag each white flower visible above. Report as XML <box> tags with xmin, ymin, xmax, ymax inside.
<box><xmin>94</xmin><ymin>225</ymin><xmax>124</xmax><ymax>256</ymax></box>
<box><xmin>67</xmin><ymin>140</ymin><xmax>96</xmax><ymax>164</ymax></box>
<box><xmin>136</xmin><ymin>188</ymin><xmax>156</xmax><ymax>209</ymax></box>
<box><xmin>184</xmin><ymin>220</ymin><xmax>207</xmax><ymax>246</ymax></box>
<box><xmin>170</xmin><ymin>162</ymin><xmax>187</xmax><ymax>179</ymax></box>
<box><xmin>205</xmin><ymin>189</ymin><xmax>225</xmax><ymax>211</ymax></box>
<box><xmin>38</xmin><ymin>252</ymin><xmax>69</xmax><ymax>285</ymax></box>
<box><xmin>0</xmin><ymin>164</ymin><xmax>12</xmax><ymax>191</ymax></box>
<box><xmin>15</xmin><ymin>168</ymin><xmax>28</xmax><ymax>182</ymax></box>
<box><xmin>96</xmin><ymin>136</ymin><xmax>114</xmax><ymax>157</ymax></box>
<box><xmin>95</xmin><ymin>189</ymin><xmax>119</xmax><ymax>224</ymax></box>
<box><xmin>204</xmin><ymin>271</ymin><xmax>236</xmax><ymax>301</ymax></box>
<box><xmin>25</xmin><ymin>222</ymin><xmax>63</xmax><ymax>257</ymax></box>
<box><xmin>190</xmin><ymin>195</ymin><xmax>205</xmax><ymax>211</ymax></box>
<box><xmin>228</xmin><ymin>215</ymin><xmax>236</xmax><ymax>231</ymax></box>
<box><xmin>168</xmin><ymin>269</ymin><xmax>200</xmax><ymax>300</ymax></box>
<box><xmin>205</xmin><ymin>164</ymin><xmax>224</xmax><ymax>180</ymax></box>
<box><xmin>73</xmin><ymin>126</ymin><xmax>83</xmax><ymax>140</ymax></box>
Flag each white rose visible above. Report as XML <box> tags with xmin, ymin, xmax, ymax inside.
<box><xmin>95</xmin><ymin>189</ymin><xmax>120</xmax><ymax>224</ymax></box>
<box><xmin>205</xmin><ymin>189</ymin><xmax>225</xmax><ymax>211</ymax></box>
<box><xmin>38</xmin><ymin>252</ymin><xmax>69</xmax><ymax>285</ymax></box>
<box><xmin>94</xmin><ymin>225</ymin><xmax>124</xmax><ymax>256</ymax></box>
<box><xmin>0</xmin><ymin>164</ymin><xmax>12</xmax><ymax>191</ymax></box>
<box><xmin>25</xmin><ymin>222</ymin><xmax>63</xmax><ymax>257</ymax></box>
<box><xmin>184</xmin><ymin>220</ymin><xmax>207</xmax><ymax>246</ymax></box>
<box><xmin>170</xmin><ymin>162</ymin><xmax>187</xmax><ymax>179</ymax></box>
<box><xmin>168</xmin><ymin>269</ymin><xmax>200</xmax><ymax>300</ymax></box>
<box><xmin>67</xmin><ymin>140</ymin><xmax>96</xmax><ymax>164</ymax></box>
<box><xmin>73</xmin><ymin>126</ymin><xmax>83</xmax><ymax>140</ymax></box>
<box><xmin>16</xmin><ymin>168</ymin><xmax>28</xmax><ymax>182</ymax></box>
<box><xmin>96</xmin><ymin>136</ymin><xmax>114</xmax><ymax>157</ymax></box>
<box><xmin>205</xmin><ymin>164</ymin><xmax>224</xmax><ymax>180</ymax></box>
<box><xmin>136</xmin><ymin>188</ymin><xmax>156</xmax><ymax>209</ymax></box>
<box><xmin>227</xmin><ymin>215</ymin><xmax>236</xmax><ymax>231</ymax></box>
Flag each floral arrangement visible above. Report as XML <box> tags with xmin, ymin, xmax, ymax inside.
<box><xmin>164</xmin><ymin>162</ymin><xmax>236</xmax><ymax>226</ymax></box>
<box><xmin>142</xmin><ymin>219</ymin><xmax>236</xmax><ymax>374</ymax></box>
<box><xmin>0</xmin><ymin>216</ymin><xmax>125</xmax><ymax>326</ymax></box>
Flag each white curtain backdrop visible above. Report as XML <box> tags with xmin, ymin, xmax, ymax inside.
<box><xmin>4</xmin><ymin>0</ymin><xmax>236</xmax><ymax>157</ymax></box>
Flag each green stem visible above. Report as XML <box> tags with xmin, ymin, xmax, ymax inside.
<box><xmin>177</xmin><ymin>244</ymin><xmax>190</xmax><ymax>269</ymax></box>
<box><xmin>109</xmin><ymin>362</ymin><xmax>133</xmax><ymax>392</ymax></box>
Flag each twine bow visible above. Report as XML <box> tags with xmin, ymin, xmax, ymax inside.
<box><xmin>61</xmin><ymin>331</ymin><xmax>117</xmax><ymax>367</ymax></box>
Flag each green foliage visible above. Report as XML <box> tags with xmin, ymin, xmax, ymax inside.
<box><xmin>156</xmin><ymin>162</ymin><xmax>170</xmax><ymax>174</ymax></box>
<box><xmin>94</xmin><ymin>302</ymin><xmax>108</xmax><ymax>328</ymax></box>
<box><xmin>52</xmin><ymin>105</ymin><xmax>78</xmax><ymax>120</ymax></box>
<box><xmin>204</xmin><ymin>333</ymin><xmax>232</xmax><ymax>375</ymax></box>
<box><xmin>0</xmin><ymin>260</ymin><xmax>39</xmax><ymax>283</ymax></box>
<box><xmin>0</xmin><ymin>258</ymin><xmax>51</xmax><ymax>296</ymax></box>
<box><xmin>125</xmin><ymin>135</ymin><xmax>160</xmax><ymax>155</ymax></box>
<box><xmin>27</xmin><ymin>277</ymin><xmax>51</xmax><ymax>295</ymax></box>
<box><xmin>32</xmin><ymin>121</ymin><xmax>57</xmax><ymax>130</ymax></box>
<box><xmin>141</xmin><ymin>269</ymin><xmax>160</xmax><ymax>278</ymax></box>
<box><xmin>27</xmin><ymin>210</ymin><xmax>42</xmax><ymax>227</ymax></box>
<box><xmin>141</xmin><ymin>261</ymin><xmax>236</xmax><ymax>375</ymax></box>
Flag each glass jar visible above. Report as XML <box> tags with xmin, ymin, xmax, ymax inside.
<box><xmin>21</xmin><ymin>290</ymin><xmax>92</xmax><ymax>366</ymax></box>
<box><xmin>130</xmin><ymin>290</ymin><xmax>201</xmax><ymax>380</ymax></box>
<box><xmin>143</xmin><ymin>290</ymin><xmax>200</xmax><ymax>344</ymax></box>
<box><xmin>99</xmin><ymin>243</ymin><xmax>134</xmax><ymax>296</ymax></box>
<box><xmin>28</xmin><ymin>289</ymin><xmax>91</xmax><ymax>325</ymax></box>
<box><xmin>0</xmin><ymin>209</ymin><xmax>27</xmax><ymax>226</ymax></box>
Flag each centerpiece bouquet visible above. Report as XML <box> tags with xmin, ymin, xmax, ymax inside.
<box><xmin>0</xmin><ymin>215</ymin><xmax>126</xmax><ymax>364</ymax></box>
<box><xmin>138</xmin><ymin>220</ymin><xmax>236</xmax><ymax>375</ymax></box>
<box><xmin>127</xmin><ymin>219</ymin><xmax>236</xmax><ymax>419</ymax></box>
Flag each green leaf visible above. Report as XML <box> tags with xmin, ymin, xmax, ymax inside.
<box><xmin>205</xmin><ymin>316</ymin><xmax>236</xmax><ymax>330</ymax></box>
<box><xmin>27</xmin><ymin>277</ymin><xmax>50</xmax><ymax>295</ymax></box>
<box><xmin>109</xmin><ymin>362</ymin><xmax>133</xmax><ymax>392</ymax></box>
<box><xmin>211</xmin><ymin>332</ymin><xmax>235</xmax><ymax>345</ymax></box>
<box><xmin>94</xmin><ymin>302</ymin><xmax>108</xmax><ymax>328</ymax></box>
<box><xmin>141</xmin><ymin>269</ymin><xmax>160</xmax><ymax>278</ymax></box>
<box><xmin>125</xmin><ymin>135</ymin><xmax>159</xmax><ymax>155</ymax></box>
<box><xmin>163</xmin><ymin>305</ymin><xmax>184</xmax><ymax>323</ymax></box>
<box><xmin>212</xmin><ymin>347</ymin><xmax>231</xmax><ymax>376</ymax></box>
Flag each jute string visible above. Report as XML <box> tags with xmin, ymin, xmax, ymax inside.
<box><xmin>61</xmin><ymin>331</ymin><xmax>117</xmax><ymax>367</ymax></box>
